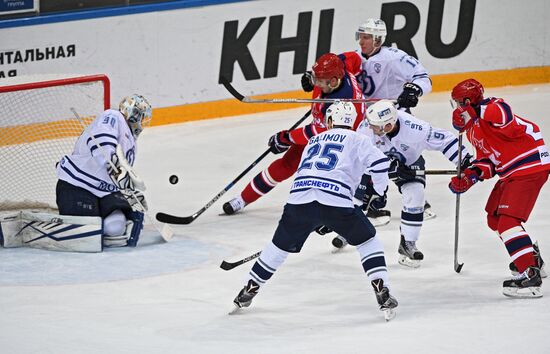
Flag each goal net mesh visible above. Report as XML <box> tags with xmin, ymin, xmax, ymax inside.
<box><xmin>0</xmin><ymin>75</ymin><xmax>110</xmax><ymax>211</ymax></box>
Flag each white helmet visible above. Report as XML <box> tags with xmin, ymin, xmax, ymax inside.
<box><xmin>325</xmin><ymin>101</ymin><xmax>357</xmax><ymax>129</ymax></box>
<box><xmin>119</xmin><ymin>94</ymin><xmax>152</xmax><ymax>138</ymax></box>
<box><xmin>366</xmin><ymin>100</ymin><xmax>397</xmax><ymax>127</ymax></box>
<box><xmin>356</xmin><ymin>18</ymin><xmax>387</xmax><ymax>45</ymax></box>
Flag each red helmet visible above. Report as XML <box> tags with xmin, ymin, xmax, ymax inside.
<box><xmin>451</xmin><ymin>79</ymin><xmax>484</xmax><ymax>106</ymax></box>
<box><xmin>312</xmin><ymin>53</ymin><xmax>345</xmax><ymax>80</ymax></box>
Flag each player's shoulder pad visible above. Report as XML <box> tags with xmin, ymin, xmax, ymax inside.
<box><xmin>398</xmin><ymin>111</ymin><xmax>430</xmax><ymax>142</ymax></box>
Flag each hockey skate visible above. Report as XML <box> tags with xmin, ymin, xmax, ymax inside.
<box><xmin>503</xmin><ymin>266</ymin><xmax>543</xmax><ymax>298</ymax></box>
<box><xmin>331</xmin><ymin>235</ymin><xmax>348</xmax><ymax>253</ymax></box>
<box><xmin>366</xmin><ymin>207</ymin><xmax>391</xmax><ymax>227</ymax></box>
<box><xmin>371</xmin><ymin>279</ymin><xmax>398</xmax><ymax>321</ymax></box>
<box><xmin>222</xmin><ymin>196</ymin><xmax>246</xmax><ymax>215</ymax></box>
<box><xmin>509</xmin><ymin>242</ymin><xmax>547</xmax><ymax>278</ymax></box>
<box><xmin>398</xmin><ymin>235</ymin><xmax>424</xmax><ymax>268</ymax></box>
<box><xmin>423</xmin><ymin>201</ymin><xmax>436</xmax><ymax>220</ymax></box>
<box><xmin>229</xmin><ymin>279</ymin><xmax>260</xmax><ymax>314</ymax></box>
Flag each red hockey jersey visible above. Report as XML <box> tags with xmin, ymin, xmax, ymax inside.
<box><xmin>288</xmin><ymin>57</ymin><xmax>365</xmax><ymax>145</ymax></box>
<box><xmin>466</xmin><ymin>98</ymin><xmax>550</xmax><ymax>180</ymax></box>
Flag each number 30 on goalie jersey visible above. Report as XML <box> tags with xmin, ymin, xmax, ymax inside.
<box><xmin>57</xmin><ymin>109</ymin><xmax>138</xmax><ymax>198</ymax></box>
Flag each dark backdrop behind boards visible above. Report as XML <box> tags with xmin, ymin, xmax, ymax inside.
<box><xmin>40</xmin><ymin>0</ymin><xmax>175</xmax><ymax>14</ymax></box>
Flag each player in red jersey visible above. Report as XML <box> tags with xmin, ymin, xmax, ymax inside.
<box><xmin>449</xmin><ymin>78</ymin><xmax>550</xmax><ymax>298</ymax></box>
<box><xmin>222</xmin><ymin>53</ymin><xmax>365</xmax><ymax>215</ymax></box>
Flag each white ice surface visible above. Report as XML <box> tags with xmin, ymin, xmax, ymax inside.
<box><xmin>2</xmin><ymin>85</ymin><xmax>550</xmax><ymax>353</ymax></box>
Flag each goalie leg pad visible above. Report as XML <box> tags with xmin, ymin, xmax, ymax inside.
<box><xmin>19</xmin><ymin>212</ymin><xmax>103</xmax><ymax>253</ymax></box>
<box><xmin>0</xmin><ymin>212</ymin><xmax>24</xmax><ymax>248</ymax></box>
<box><xmin>103</xmin><ymin>211</ymin><xmax>143</xmax><ymax>248</ymax></box>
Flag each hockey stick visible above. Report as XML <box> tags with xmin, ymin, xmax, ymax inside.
<box><xmin>71</xmin><ymin>108</ymin><xmax>173</xmax><ymax>242</ymax></box>
<box><xmin>220</xmin><ymin>76</ymin><xmax>385</xmax><ymax>105</ymax></box>
<box><xmin>156</xmin><ymin>109</ymin><xmax>312</xmax><ymax>225</ymax></box>
<box><xmin>421</xmin><ymin>169</ymin><xmax>458</xmax><ymax>176</ymax></box>
<box><xmin>220</xmin><ymin>251</ymin><xmax>261</xmax><ymax>271</ymax></box>
<box><xmin>454</xmin><ymin>133</ymin><xmax>465</xmax><ymax>273</ymax></box>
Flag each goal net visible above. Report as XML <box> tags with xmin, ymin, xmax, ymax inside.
<box><xmin>0</xmin><ymin>74</ymin><xmax>110</xmax><ymax>211</ymax></box>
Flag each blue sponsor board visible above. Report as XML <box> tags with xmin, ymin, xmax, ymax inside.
<box><xmin>0</xmin><ymin>0</ymin><xmax>37</xmax><ymax>14</ymax></box>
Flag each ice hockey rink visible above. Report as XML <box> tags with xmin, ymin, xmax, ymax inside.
<box><xmin>2</xmin><ymin>84</ymin><xmax>550</xmax><ymax>353</ymax></box>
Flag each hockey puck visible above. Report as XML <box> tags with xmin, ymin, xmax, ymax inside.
<box><xmin>169</xmin><ymin>175</ymin><xmax>179</xmax><ymax>185</ymax></box>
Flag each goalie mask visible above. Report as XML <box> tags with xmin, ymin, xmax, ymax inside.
<box><xmin>119</xmin><ymin>94</ymin><xmax>152</xmax><ymax>138</ymax></box>
<box><xmin>356</xmin><ymin>18</ymin><xmax>387</xmax><ymax>45</ymax></box>
<box><xmin>366</xmin><ymin>100</ymin><xmax>397</xmax><ymax>136</ymax></box>
<box><xmin>325</xmin><ymin>101</ymin><xmax>356</xmax><ymax>129</ymax></box>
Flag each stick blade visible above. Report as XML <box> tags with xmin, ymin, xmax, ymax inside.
<box><xmin>220</xmin><ymin>261</ymin><xmax>236</xmax><ymax>271</ymax></box>
<box><xmin>219</xmin><ymin>76</ymin><xmax>245</xmax><ymax>101</ymax></box>
<box><xmin>155</xmin><ymin>212</ymin><xmax>196</xmax><ymax>225</ymax></box>
<box><xmin>454</xmin><ymin>262</ymin><xmax>464</xmax><ymax>273</ymax></box>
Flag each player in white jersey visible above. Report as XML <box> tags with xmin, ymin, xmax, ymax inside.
<box><xmin>331</xmin><ymin>100</ymin><xmax>472</xmax><ymax>267</ymax></box>
<box><xmin>302</xmin><ymin>18</ymin><xmax>434</xmax><ymax>227</ymax></box>
<box><xmin>55</xmin><ymin>94</ymin><xmax>152</xmax><ymax>248</ymax></box>
<box><xmin>230</xmin><ymin>101</ymin><xmax>398</xmax><ymax>321</ymax></box>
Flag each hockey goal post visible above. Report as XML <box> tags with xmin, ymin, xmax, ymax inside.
<box><xmin>0</xmin><ymin>74</ymin><xmax>110</xmax><ymax>211</ymax></box>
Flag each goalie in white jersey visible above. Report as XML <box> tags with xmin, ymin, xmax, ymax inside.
<box><xmin>0</xmin><ymin>95</ymin><xmax>152</xmax><ymax>252</ymax></box>
<box><xmin>230</xmin><ymin>101</ymin><xmax>398</xmax><ymax>321</ymax></box>
<box><xmin>333</xmin><ymin>100</ymin><xmax>472</xmax><ymax>267</ymax></box>
<box><xmin>55</xmin><ymin>94</ymin><xmax>153</xmax><ymax>249</ymax></box>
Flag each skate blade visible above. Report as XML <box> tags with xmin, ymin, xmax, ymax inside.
<box><xmin>382</xmin><ymin>308</ymin><xmax>396</xmax><ymax>321</ymax></box>
<box><xmin>228</xmin><ymin>304</ymin><xmax>243</xmax><ymax>315</ymax></box>
<box><xmin>369</xmin><ymin>216</ymin><xmax>390</xmax><ymax>227</ymax></box>
<box><xmin>503</xmin><ymin>286</ymin><xmax>543</xmax><ymax>299</ymax></box>
<box><xmin>423</xmin><ymin>209</ymin><xmax>437</xmax><ymax>220</ymax></box>
<box><xmin>398</xmin><ymin>255</ymin><xmax>421</xmax><ymax>268</ymax></box>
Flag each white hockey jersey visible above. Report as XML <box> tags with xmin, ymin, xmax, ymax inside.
<box><xmin>343</xmin><ymin>47</ymin><xmax>432</xmax><ymax>100</ymax></box>
<box><xmin>357</xmin><ymin>110</ymin><xmax>465</xmax><ymax>166</ymax></box>
<box><xmin>287</xmin><ymin>128</ymin><xmax>390</xmax><ymax>208</ymax></box>
<box><xmin>56</xmin><ymin>109</ymin><xmax>137</xmax><ymax>198</ymax></box>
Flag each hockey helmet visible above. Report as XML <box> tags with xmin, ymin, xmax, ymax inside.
<box><xmin>451</xmin><ymin>79</ymin><xmax>484</xmax><ymax>106</ymax></box>
<box><xmin>119</xmin><ymin>94</ymin><xmax>152</xmax><ymax>138</ymax></box>
<box><xmin>312</xmin><ymin>53</ymin><xmax>345</xmax><ymax>81</ymax></box>
<box><xmin>325</xmin><ymin>101</ymin><xmax>357</xmax><ymax>129</ymax></box>
<box><xmin>356</xmin><ymin>18</ymin><xmax>387</xmax><ymax>44</ymax></box>
<box><xmin>366</xmin><ymin>100</ymin><xmax>398</xmax><ymax>127</ymax></box>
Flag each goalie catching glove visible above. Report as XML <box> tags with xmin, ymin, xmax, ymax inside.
<box><xmin>268</xmin><ymin>130</ymin><xmax>293</xmax><ymax>154</ymax></box>
<box><xmin>108</xmin><ymin>145</ymin><xmax>146</xmax><ymax>191</ymax></box>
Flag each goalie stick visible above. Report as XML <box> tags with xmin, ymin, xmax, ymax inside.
<box><xmin>71</xmin><ymin>108</ymin><xmax>173</xmax><ymax>242</ymax></box>
<box><xmin>220</xmin><ymin>76</ymin><xmax>387</xmax><ymax>105</ymax></box>
<box><xmin>220</xmin><ymin>251</ymin><xmax>261</xmax><ymax>271</ymax></box>
<box><xmin>156</xmin><ymin>109</ymin><xmax>312</xmax><ymax>225</ymax></box>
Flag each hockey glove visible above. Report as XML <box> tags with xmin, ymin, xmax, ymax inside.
<box><xmin>370</xmin><ymin>193</ymin><xmax>387</xmax><ymax>210</ymax></box>
<box><xmin>460</xmin><ymin>153</ymin><xmax>474</xmax><ymax>171</ymax></box>
<box><xmin>397</xmin><ymin>82</ymin><xmax>422</xmax><ymax>108</ymax></box>
<box><xmin>388</xmin><ymin>158</ymin><xmax>416</xmax><ymax>181</ymax></box>
<box><xmin>268</xmin><ymin>130</ymin><xmax>292</xmax><ymax>154</ymax></box>
<box><xmin>452</xmin><ymin>105</ymin><xmax>477</xmax><ymax>132</ymax></box>
<box><xmin>301</xmin><ymin>71</ymin><xmax>314</xmax><ymax>92</ymax></box>
<box><xmin>315</xmin><ymin>225</ymin><xmax>333</xmax><ymax>236</ymax></box>
<box><xmin>108</xmin><ymin>153</ymin><xmax>135</xmax><ymax>191</ymax></box>
<box><xmin>107</xmin><ymin>145</ymin><xmax>146</xmax><ymax>191</ymax></box>
<box><xmin>449</xmin><ymin>168</ymin><xmax>479</xmax><ymax>194</ymax></box>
